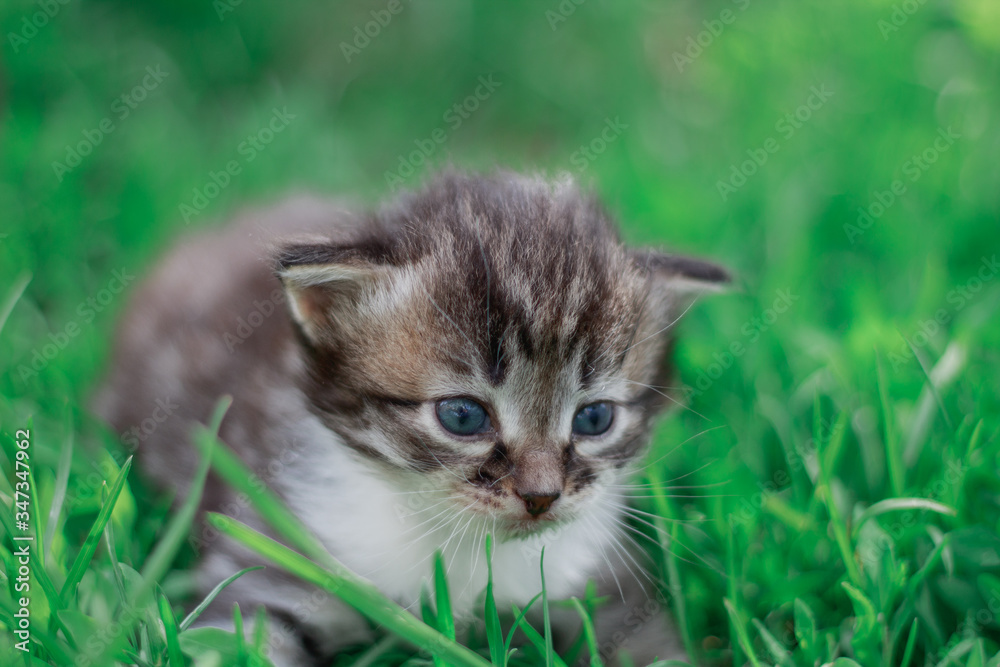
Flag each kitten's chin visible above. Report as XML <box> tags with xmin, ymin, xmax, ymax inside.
<box><xmin>496</xmin><ymin>514</ymin><xmax>566</xmax><ymax>540</ymax></box>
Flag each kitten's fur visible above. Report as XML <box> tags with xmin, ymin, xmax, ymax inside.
<box><xmin>97</xmin><ymin>171</ymin><xmax>728</xmax><ymax>666</ymax></box>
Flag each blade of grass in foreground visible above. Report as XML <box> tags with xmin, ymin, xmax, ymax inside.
<box><xmin>646</xmin><ymin>466</ymin><xmax>697</xmax><ymax>661</ymax></box>
<box><xmin>504</xmin><ymin>592</ymin><xmax>542</xmax><ymax>660</ymax></box>
<box><xmin>158</xmin><ymin>593</ymin><xmax>185</xmax><ymax>667</ymax></box>
<box><xmin>90</xmin><ymin>399</ymin><xmax>226</xmax><ymax>666</ymax></box>
<box><xmin>815</xmin><ymin>410</ymin><xmax>863</xmax><ymax>588</ymax></box>
<box><xmin>899</xmin><ymin>618</ymin><xmax>919</xmax><ymax>667</ymax></box>
<box><xmin>44</xmin><ymin>422</ymin><xmax>74</xmax><ymax>564</ymax></box>
<box><xmin>483</xmin><ymin>535</ymin><xmax>505</xmax><ymax>666</ymax></box>
<box><xmin>509</xmin><ymin>604</ymin><xmax>568</xmax><ymax>667</ymax></box>
<box><xmin>434</xmin><ymin>551</ymin><xmax>456</xmax><ymax>641</ymax></box>
<box><xmin>569</xmin><ymin>598</ymin><xmax>601</xmax><ymax>667</ymax></box>
<box><xmin>59</xmin><ymin>456</ymin><xmax>133</xmax><ymax>605</ymax></box>
<box><xmin>723</xmin><ymin>598</ymin><xmax>762</xmax><ymax>667</ymax></box>
<box><xmin>851</xmin><ymin>498</ymin><xmax>956</xmax><ymax>539</ymax></box>
<box><xmin>179</xmin><ymin>566</ymin><xmax>264</xmax><ymax>631</ymax></box>
<box><xmin>207</xmin><ymin>513</ymin><xmax>491</xmax><ymax>667</ymax></box>
<box><xmin>140</xmin><ymin>397</ymin><xmax>228</xmax><ymax>584</ymax></box>
<box><xmin>540</xmin><ymin>548</ymin><xmax>554</xmax><ymax>667</ymax></box>
<box><xmin>0</xmin><ymin>272</ymin><xmax>31</xmax><ymax>336</ymax></box>
<box><xmin>876</xmin><ymin>350</ymin><xmax>904</xmax><ymax>497</ymax></box>
<box><xmin>433</xmin><ymin>551</ymin><xmax>455</xmax><ymax>667</ymax></box>
<box><xmin>195</xmin><ymin>425</ymin><xmax>330</xmax><ymax>564</ymax></box>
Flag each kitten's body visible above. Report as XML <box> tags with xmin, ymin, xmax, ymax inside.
<box><xmin>97</xmin><ymin>172</ymin><xmax>726</xmax><ymax>665</ymax></box>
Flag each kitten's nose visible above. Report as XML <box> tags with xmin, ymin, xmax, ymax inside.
<box><xmin>518</xmin><ymin>492</ymin><xmax>561</xmax><ymax>517</ymax></box>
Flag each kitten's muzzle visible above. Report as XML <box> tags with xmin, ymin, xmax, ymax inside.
<box><xmin>517</xmin><ymin>491</ymin><xmax>561</xmax><ymax>517</ymax></box>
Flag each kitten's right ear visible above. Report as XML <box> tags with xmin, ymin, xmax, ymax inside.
<box><xmin>275</xmin><ymin>242</ymin><xmax>390</xmax><ymax>345</ymax></box>
<box><xmin>634</xmin><ymin>250</ymin><xmax>732</xmax><ymax>297</ymax></box>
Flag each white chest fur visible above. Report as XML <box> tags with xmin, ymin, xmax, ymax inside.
<box><xmin>281</xmin><ymin>414</ymin><xmax>623</xmax><ymax>618</ymax></box>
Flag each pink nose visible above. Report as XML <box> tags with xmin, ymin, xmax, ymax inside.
<box><xmin>518</xmin><ymin>492</ymin><xmax>560</xmax><ymax>517</ymax></box>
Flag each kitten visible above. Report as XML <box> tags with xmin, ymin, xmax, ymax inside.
<box><xmin>96</xmin><ymin>170</ymin><xmax>728</xmax><ymax>666</ymax></box>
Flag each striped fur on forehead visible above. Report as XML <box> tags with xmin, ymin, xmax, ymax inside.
<box><xmin>392</xmin><ymin>172</ymin><xmax>649</xmax><ymax>383</ymax></box>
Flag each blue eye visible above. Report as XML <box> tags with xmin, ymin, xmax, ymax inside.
<box><xmin>436</xmin><ymin>398</ymin><xmax>490</xmax><ymax>436</ymax></box>
<box><xmin>572</xmin><ymin>402</ymin><xmax>614</xmax><ymax>436</ymax></box>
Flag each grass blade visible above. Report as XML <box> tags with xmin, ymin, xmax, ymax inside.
<box><xmin>252</xmin><ymin>605</ymin><xmax>268</xmax><ymax>656</ymax></box>
<box><xmin>90</xmin><ymin>399</ymin><xmax>227</xmax><ymax>666</ymax></box>
<box><xmin>233</xmin><ymin>603</ymin><xmax>247</xmax><ymax>665</ymax></box>
<box><xmin>569</xmin><ymin>598</ymin><xmax>602</xmax><ymax>667</ymax></box>
<box><xmin>159</xmin><ymin>593</ymin><xmax>185</xmax><ymax>667</ymax></box>
<box><xmin>541</xmin><ymin>547</ymin><xmax>554</xmax><ymax>667</ymax></box>
<box><xmin>509</xmin><ymin>602</ymin><xmax>568</xmax><ymax>667</ymax></box>
<box><xmin>139</xmin><ymin>397</ymin><xmax>228</xmax><ymax>584</ymax></box>
<box><xmin>816</xmin><ymin>411</ymin><xmax>863</xmax><ymax>587</ymax></box>
<box><xmin>352</xmin><ymin>636</ymin><xmax>400</xmax><ymax>667</ymax></box>
<box><xmin>504</xmin><ymin>592</ymin><xmax>542</xmax><ymax>659</ymax></box>
<box><xmin>206</xmin><ymin>512</ymin><xmax>492</xmax><ymax>667</ymax></box>
<box><xmin>647</xmin><ymin>466</ymin><xmax>696</xmax><ymax>660</ymax></box>
<box><xmin>902</xmin><ymin>342</ymin><xmax>966</xmax><ymax>466</ymax></box>
<box><xmin>723</xmin><ymin>598</ymin><xmax>762</xmax><ymax>667</ymax></box>
<box><xmin>44</xmin><ymin>423</ymin><xmax>74</xmax><ymax>564</ymax></box>
<box><xmin>752</xmin><ymin>618</ymin><xmax>790</xmax><ymax>664</ymax></box>
<box><xmin>179</xmin><ymin>566</ymin><xmax>264</xmax><ymax>631</ymax></box>
<box><xmin>876</xmin><ymin>350</ymin><xmax>904</xmax><ymax>496</ymax></box>
<box><xmin>434</xmin><ymin>551</ymin><xmax>456</xmax><ymax>641</ymax></box>
<box><xmin>899</xmin><ymin>618</ymin><xmax>919</xmax><ymax>667</ymax></box>
<box><xmin>59</xmin><ymin>455</ymin><xmax>133</xmax><ymax>604</ymax></box>
<box><xmin>195</xmin><ymin>419</ymin><xmax>330</xmax><ymax>564</ymax></box>
<box><xmin>483</xmin><ymin>535</ymin><xmax>505</xmax><ymax>666</ymax></box>
<box><xmin>852</xmin><ymin>498</ymin><xmax>956</xmax><ymax>538</ymax></box>
<box><xmin>0</xmin><ymin>271</ymin><xmax>31</xmax><ymax>337</ymax></box>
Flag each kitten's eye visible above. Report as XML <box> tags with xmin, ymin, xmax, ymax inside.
<box><xmin>572</xmin><ymin>402</ymin><xmax>614</xmax><ymax>436</ymax></box>
<box><xmin>435</xmin><ymin>398</ymin><xmax>490</xmax><ymax>436</ymax></box>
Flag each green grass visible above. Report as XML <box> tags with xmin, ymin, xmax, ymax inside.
<box><xmin>2</xmin><ymin>0</ymin><xmax>1000</xmax><ymax>665</ymax></box>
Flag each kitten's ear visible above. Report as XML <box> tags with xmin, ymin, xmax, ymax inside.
<box><xmin>275</xmin><ymin>242</ymin><xmax>391</xmax><ymax>345</ymax></box>
<box><xmin>633</xmin><ymin>250</ymin><xmax>732</xmax><ymax>303</ymax></box>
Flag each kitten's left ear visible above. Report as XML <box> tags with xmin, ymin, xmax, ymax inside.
<box><xmin>275</xmin><ymin>241</ymin><xmax>395</xmax><ymax>345</ymax></box>
<box><xmin>633</xmin><ymin>250</ymin><xmax>732</xmax><ymax>299</ymax></box>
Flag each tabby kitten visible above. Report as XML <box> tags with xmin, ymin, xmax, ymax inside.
<box><xmin>97</xmin><ymin>171</ymin><xmax>728</xmax><ymax>666</ymax></box>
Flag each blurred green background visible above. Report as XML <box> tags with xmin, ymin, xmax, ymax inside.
<box><xmin>3</xmin><ymin>0</ymin><xmax>1000</xmax><ymax>665</ymax></box>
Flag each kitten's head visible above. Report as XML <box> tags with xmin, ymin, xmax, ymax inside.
<box><xmin>277</xmin><ymin>171</ymin><xmax>728</xmax><ymax>537</ymax></box>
